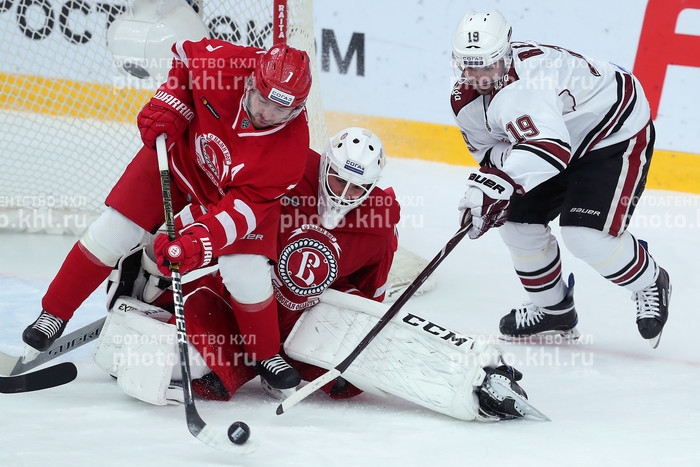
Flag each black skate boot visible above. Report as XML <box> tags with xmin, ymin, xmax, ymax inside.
<box><xmin>499</xmin><ymin>274</ymin><xmax>579</xmax><ymax>341</ymax></box>
<box><xmin>255</xmin><ymin>354</ymin><xmax>301</xmax><ymax>390</ymax></box>
<box><xmin>633</xmin><ymin>267</ymin><xmax>671</xmax><ymax>349</ymax></box>
<box><xmin>22</xmin><ymin>310</ymin><xmax>68</xmax><ymax>352</ymax></box>
<box><xmin>477</xmin><ymin>364</ymin><xmax>549</xmax><ymax>421</ymax></box>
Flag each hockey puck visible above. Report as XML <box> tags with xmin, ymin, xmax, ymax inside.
<box><xmin>227</xmin><ymin>421</ymin><xmax>250</xmax><ymax>445</ymax></box>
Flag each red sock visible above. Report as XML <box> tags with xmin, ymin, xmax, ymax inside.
<box><xmin>184</xmin><ymin>286</ymin><xmax>258</xmax><ymax>397</ymax></box>
<box><xmin>232</xmin><ymin>296</ymin><xmax>280</xmax><ymax>361</ymax></box>
<box><xmin>41</xmin><ymin>242</ymin><xmax>113</xmax><ymax>320</ymax></box>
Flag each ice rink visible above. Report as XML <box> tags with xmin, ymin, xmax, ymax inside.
<box><xmin>1</xmin><ymin>158</ymin><xmax>699</xmax><ymax>466</ymax></box>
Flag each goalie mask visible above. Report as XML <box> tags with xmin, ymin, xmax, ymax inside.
<box><xmin>243</xmin><ymin>44</ymin><xmax>312</xmax><ymax>128</ymax></box>
<box><xmin>451</xmin><ymin>10</ymin><xmax>513</xmax><ymax>91</ymax></box>
<box><xmin>318</xmin><ymin>128</ymin><xmax>386</xmax><ymax>229</ymax></box>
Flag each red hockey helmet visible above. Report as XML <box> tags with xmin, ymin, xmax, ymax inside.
<box><xmin>254</xmin><ymin>44</ymin><xmax>312</xmax><ymax>108</ymax></box>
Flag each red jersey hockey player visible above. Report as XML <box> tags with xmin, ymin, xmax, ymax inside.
<box><xmin>94</xmin><ymin>130</ymin><xmax>546</xmax><ymax>421</ymax></box>
<box><xmin>22</xmin><ymin>38</ymin><xmax>313</xmax><ymax>389</ymax></box>
<box><xmin>450</xmin><ymin>11</ymin><xmax>671</xmax><ymax>347</ymax></box>
<box><xmin>177</xmin><ymin>127</ymin><xmax>401</xmax><ymax>400</ymax></box>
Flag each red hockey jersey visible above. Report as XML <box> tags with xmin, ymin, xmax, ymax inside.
<box><xmin>274</xmin><ymin>150</ymin><xmax>401</xmax><ymax>338</ymax></box>
<box><xmin>158</xmin><ymin>38</ymin><xmax>310</xmax><ymax>255</ymax></box>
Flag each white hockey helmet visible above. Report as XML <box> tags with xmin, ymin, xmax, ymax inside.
<box><xmin>107</xmin><ymin>0</ymin><xmax>209</xmax><ymax>83</ymax></box>
<box><xmin>318</xmin><ymin>127</ymin><xmax>386</xmax><ymax>229</ymax></box>
<box><xmin>451</xmin><ymin>10</ymin><xmax>513</xmax><ymax>85</ymax></box>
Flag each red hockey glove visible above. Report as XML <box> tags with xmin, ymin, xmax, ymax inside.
<box><xmin>137</xmin><ymin>90</ymin><xmax>194</xmax><ymax>148</ymax></box>
<box><xmin>153</xmin><ymin>225</ymin><xmax>213</xmax><ymax>275</ymax></box>
<box><xmin>458</xmin><ymin>167</ymin><xmax>517</xmax><ymax>240</ymax></box>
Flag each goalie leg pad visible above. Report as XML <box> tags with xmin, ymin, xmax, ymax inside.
<box><xmin>284</xmin><ymin>289</ymin><xmax>503</xmax><ymax>421</ymax></box>
<box><xmin>94</xmin><ymin>297</ymin><xmax>183</xmax><ymax>405</ymax></box>
<box><xmin>94</xmin><ymin>297</ymin><xmax>174</xmax><ymax>376</ymax></box>
<box><xmin>105</xmin><ymin>241</ymin><xmax>171</xmax><ymax>310</ymax></box>
<box><xmin>140</xmin><ymin>247</ymin><xmax>172</xmax><ymax>304</ymax></box>
<box><xmin>115</xmin><ymin>320</ymin><xmax>181</xmax><ymax>406</ymax></box>
<box><xmin>105</xmin><ymin>246</ymin><xmax>146</xmax><ymax>310</ymax></box>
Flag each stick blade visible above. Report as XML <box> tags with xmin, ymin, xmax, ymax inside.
<box><xmin>0</xmin><ymin>362</ymin><xmax>78</xmax><ymax>394</ymax></box>
<box><xmin>194</xmin><ymin>424</ymin><xmax>258</xmax><ymax>455</ymax></box>
<box><xmin>0</xmin><ymin>351</ymin><xmax>20</xmax><ymax>376</ymax></box>
<box><xmin>276</xmin><ymin>369</ymin><xmax>341</xmax><ymax>415</ymax></box>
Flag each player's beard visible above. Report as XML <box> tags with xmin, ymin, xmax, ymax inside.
<box><xmin>249</xmin><ymin>113</ymin><xmax>270</xmax><ymax>129</ymax></box>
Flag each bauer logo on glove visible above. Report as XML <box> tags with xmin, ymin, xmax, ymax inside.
<box><xmin>467</xmin><ymin>171</ymin><xmax>510</xmax><ymax>195</ymax></box>
<box><xmin>458</xmin><ymin>166</ymin><xmax>521</xmax><ymax>240</ymax></box>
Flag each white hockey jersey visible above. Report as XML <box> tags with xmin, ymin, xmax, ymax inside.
<box><xmin>450</xmin><ymin>41</ymin><xmax>652</xmax><ymax>193</ymax></box>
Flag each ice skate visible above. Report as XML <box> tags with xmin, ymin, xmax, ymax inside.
<box><xmin>477</xmin><ymin>364</ymin><xmax>550</xmax><ymax>421</ymax></box>
<box><xmin>260</xmin><ymin>377</ymin><xmax>297</xmax><ymax>400</ymax></box>
<box><xmin>22</xmin><ymin>310</ymin><xmax>68</xmax><ymax>359</ymax></box>
<box><xmin>499</xmin><ymin>274</ymin><xmax>579</xmax><ymax>342</ymax></box>
<box><xmin>255</xmin><ymin>354</ymin><xmax>301</xmax><ymax>390</ymax></box>
<box><xmin>633</xmin><ymin>267</ymin><xmax>671</xmax><ymax>349</ymax></box>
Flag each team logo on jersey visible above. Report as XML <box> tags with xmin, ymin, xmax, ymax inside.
<box><xmin>194</xmin><ymin>133</ymin><xmax>232</xmax><ymax>186</ymax></box>
<box><xmin>241</xmin><ymin>117</ymin><xmax>251</xmax><ymax>129</ymax></box>
<box><xmin>276</xmin><ymin>234</ymin><xmax>339</xmax><ymax>298</ymax></box>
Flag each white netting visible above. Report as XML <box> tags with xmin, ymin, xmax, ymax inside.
<box><xmin>0</xmin><ymin>0</ymin><xmax>325</xmax><ymax>234</ymax></box>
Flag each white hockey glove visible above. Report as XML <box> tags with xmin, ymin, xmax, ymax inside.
<box><xmin>458</xmin><ymin>167</ymin><xmax>517</xmax><ymax>239</ymax></box>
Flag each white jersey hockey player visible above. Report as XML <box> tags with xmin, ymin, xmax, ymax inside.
<box><xmin>450</xmin><ymin>10</ymin><xmax>670</xmax><ymax>347</ymax></box>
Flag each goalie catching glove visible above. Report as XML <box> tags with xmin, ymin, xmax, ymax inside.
<box><xmin>153</xmin><ymin>224</ymin><xmax>213</xmax><ymax>275</ymax></box>
<box><xmin>458</xmin><ymin>166</ymin><xmax>518</xmax><ymax>239</ymax></box>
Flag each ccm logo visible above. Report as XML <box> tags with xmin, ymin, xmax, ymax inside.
<box><xmin>468</xmin><ymin>173</ymin><xmax>507</xmax><ymax>194</ymax></box>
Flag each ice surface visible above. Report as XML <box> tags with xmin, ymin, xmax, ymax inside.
<box><xmin>1</xmin><ymin>158</ymin><xmax>699</xmax><ymax>466</ymax></box>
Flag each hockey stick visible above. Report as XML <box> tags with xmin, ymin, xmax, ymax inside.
<box><xmin>156</xmin><ymin>134</ymin><xmax>255</xmax><ymax>454</ymax></box>
<box><xmin>0</xmin><ymin>317</ymin><xmax>106</xmax><ymax>376</ymax></box>
<box><xmin>276</xmin><ymin>221</ymin><xmax>471</xmax><ymax>415</ymax></box>
<box><xmin>0</xmin><ymin>362</ymin><xmax>77</xmax><ymax>394</ymax></box>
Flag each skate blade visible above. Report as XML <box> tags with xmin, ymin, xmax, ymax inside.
<box><xmin>647</xmin><ymin>330</ymin><xmax>663</xmax><ymax>349</ymax></box>
<box><xmin>260</xmin><ymin>378</ymin><xmax>297</xmax><ymax>401</ymax></box>
<box><xmin>499</xmin><ymin>327</ymin><xmax>580</xmax><ymax>345</ymax></box>
<box><xmin>489</xmin><ymin>378</ymin><xmax>551</xmax><ymax>421</ymax></box>
<box><xmin>22</xmin><ymin>345</ymin><xmax>41</xmax><ymax>364</ymax></box>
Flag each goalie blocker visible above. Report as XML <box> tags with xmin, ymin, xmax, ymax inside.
<box><xmin>95</xmin><ymin>292</ymin><xmax>545</xmax><ymax>421</ymax></box>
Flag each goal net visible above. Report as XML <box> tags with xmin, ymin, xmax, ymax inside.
<box><xmin>0</xmin><ymin>0</ymin><xmax>325</xmax><ymax>235</ymax></box>
<box><xmin>0</xmin><ymin>0</ymin><xmax>432</xmax><ymax>300</ymax></box>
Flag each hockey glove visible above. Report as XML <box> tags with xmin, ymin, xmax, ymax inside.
<box><xmin>458</xmin><ymin>166</ymin><xmax>517</xmax><ymax>239</ymax></box>
<box><xmin>153</xmin><ymin>224</ymin><xmax>213</xmax><ymax>275</ymax></box>
<box><xmin>137</xmin><ymin>91</ymin><xmax>194</xmax><ymax>148</ymax></box>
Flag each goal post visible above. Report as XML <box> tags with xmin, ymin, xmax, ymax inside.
<box><xmin>0</xmin><ymin>0</ymin><xmax>325</xmax><ymax>235</ymax></box>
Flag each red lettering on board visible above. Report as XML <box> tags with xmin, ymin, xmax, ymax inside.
<box><xmin>633</xmin><ymin>0</ymin><xmax>700</xmax><ymax>119</ymax></box>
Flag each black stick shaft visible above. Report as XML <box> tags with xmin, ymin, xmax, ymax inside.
<box><xmin>334</xmin><ymin>222</ymin><xmax>470</xmax><ymax>374</ymax></box>
<box><xmin>156</xmin><ymin>135</ymin><xmax>203</xmax><ymax>431</ymax></box>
